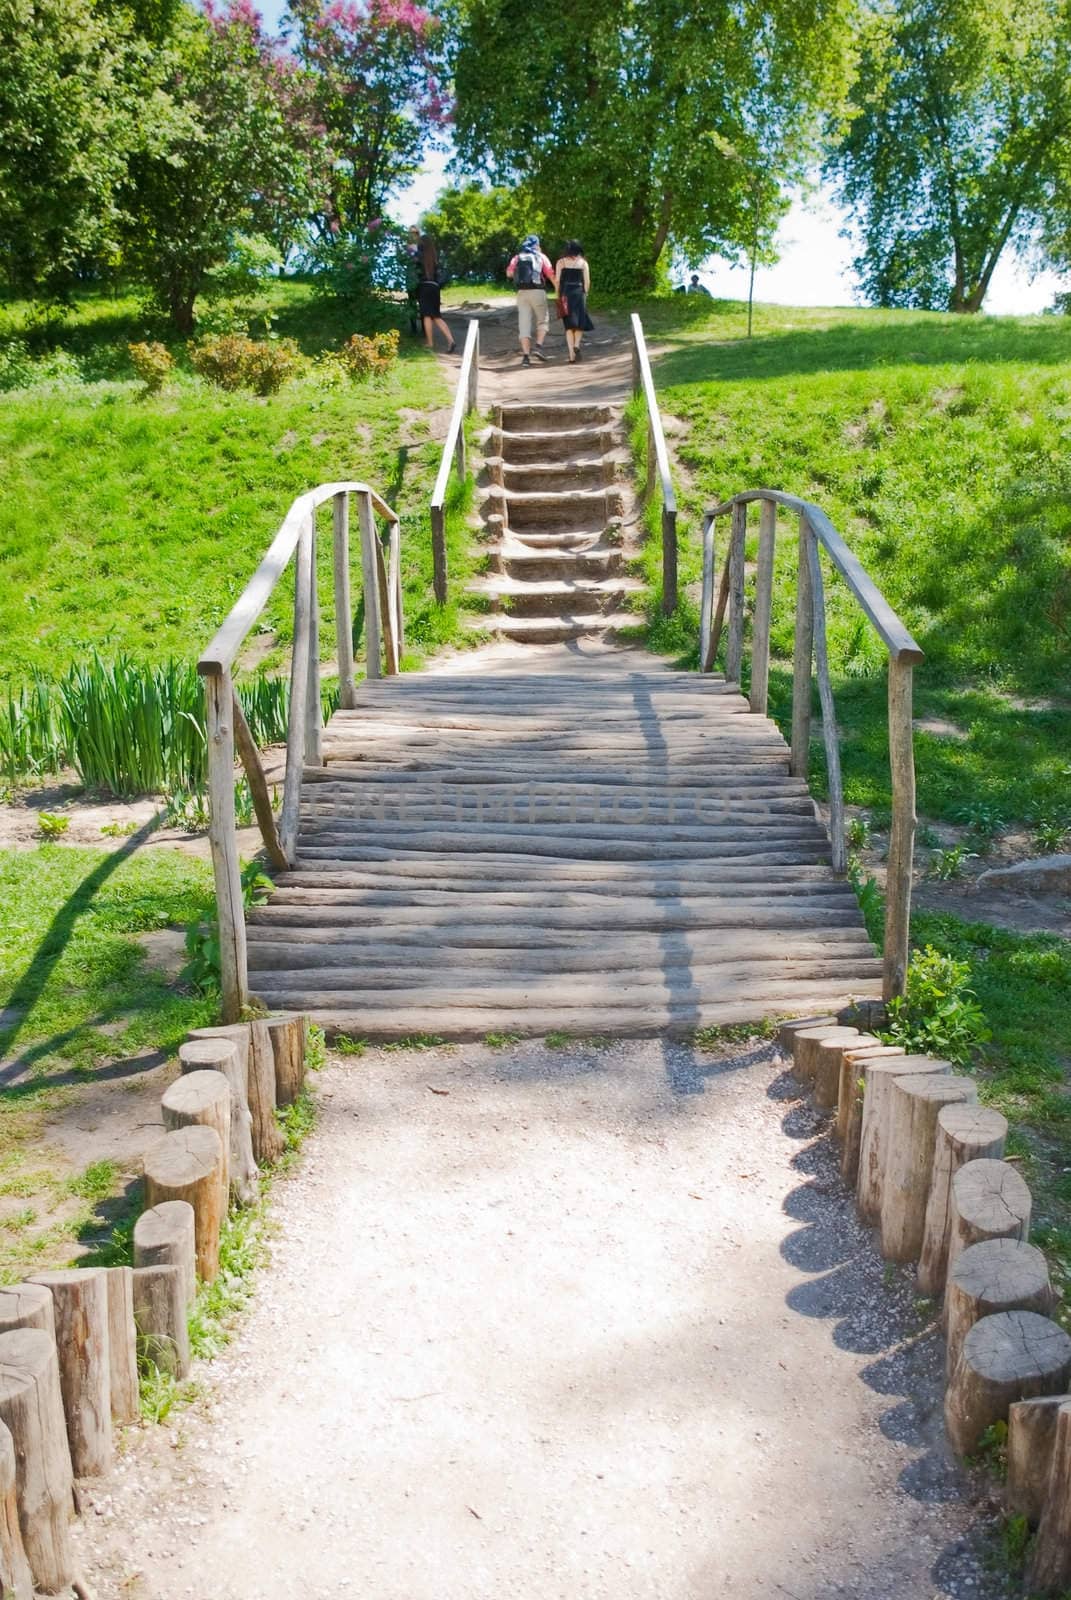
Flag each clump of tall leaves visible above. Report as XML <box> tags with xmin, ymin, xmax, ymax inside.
<box><xmin>882</xmin><ymin>944</ymin><xmax>991</xmax><ymax>1065</ymax></box>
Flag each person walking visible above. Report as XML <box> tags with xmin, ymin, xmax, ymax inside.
<box><xmin>416</xmin><ymin>235</ymin><xmax>456</xmax><ymax>353</ymax></box>
<box><xmin>506</xmin><ymin>234</ymin><xmax>556</xmax><ymax>365</ymax></box>
<box><xmin>554</xmin><ymin>240</ymin><xmax>593</xmax><ymax>363</ymax></box>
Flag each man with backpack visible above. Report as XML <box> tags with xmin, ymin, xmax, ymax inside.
<box><xmin>506</xmin><ymin>234</ymin><xmax>557</xmax><ymax>365</ymax></box>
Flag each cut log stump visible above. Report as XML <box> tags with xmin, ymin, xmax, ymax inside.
<box><xmin>188</xmin><ymin>1022</ymin><xmax>284</xmax><ymax>1167</ymax></box>
<box><xmin>947</xmin><ymin>1159</ymin><xmax>1032</xmax><ymax>1281</ymax></box>
<box><xmin>0</xmin><ymin>1328</ymin><xmax>75</xmax><ymax>1594</ymax></box>
<box><xmin>945</xmin><ymin>1310</ymin><xmax>1071</xmax><ymax>1456</ymax></box>
<box><xmin>132</xmin><ymin>1265</ymin><xmax>190</xmax><ymax>1380</ymax></box>
<box><xmin>27</xmin><ymin>1269</ymin><xmax>111</xmax><ymax>1479</ymax></box>
<box><xmin>0</xmin><ymin>1417</ymin><xmax>32</xmax><ymax>1600</ymax></box>
<box><xmin>1029</xmin><ymin>1399</ymin><xmax>1071</xmax><ymax>1591</ymax></box>
<box><xmin>837</xmin><ymin>1046</ymin><xmax>904</xmax><ymax>1186</ymax></box>
<box><xmin>134</xmin><ymin>1201</ymin><xmax>196</xmax><ymax>1308</ymax></box>
<box><xmin>265</xmin><ymin>1012</ymin><xmax>307</xmax><ymax>1107</ymax></box>
<box><xmin>879</xmin><ymin>1073</ymin><xmax>977</xmax><ymax>1263</ymax></box>
<box><xmin>814</xmin><ymin>1031</ymin><xmax>877</xmax><ymax>1111</ymax></box>
<box><xmin>162</xmin><ymin>1070</ymin><xmax>231</xmax><ymax>1213</ymax></box>
<box><xmin>180</xmin><ymin>1037</ymin><xmax>257</xmax><ymax>1206</ymax></box>
<box><xmin>104</xmin><ymin>1267</ymin><xmax>139</xmax><ymax>1427</ymax></box>
<box><xmin>143</xmin><ymin>1126</ymin><xmax>225</xmax><ymax>1284</ymax></box>
<box><xmin>778</xmin><ymin>1015</ymin><xmax>838</xmax><ymax>1056</ymax></box>
<box><xmin>918</xmin><ymin>1105</ymin><xmax>1008</xmax><ymax>1296</ymax></box>
<box><xmin>946</xmin><ymin>1238</ymin><xmax>1054</xmax><ymax>1379</ymax></box>
<box><xmin>1008</xmin><ymin>1394</ymin><xmax>1069</xmax><ymax>1526</ymax></box>
<box><xmin>0</xmin><ymin>1284</ymin><xmax>55</xmax><ymax>1340</ymax></box>
<box><xmin>792</xmin><ymin>1025</ymin><xmax>859</xmax><ymax>1088</ymax></box>
<box><xmin>856</xmin><ymin>1055</ymin><xmax>950</xmax><ymax>1222</ymax></box>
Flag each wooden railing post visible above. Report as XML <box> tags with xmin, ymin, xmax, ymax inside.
<box><xmin>699</xmin><ymin>514</ymin><xmax>715</xmax><ymax>672</ymax></box>
<box><xmin>304</xmin><ymin>512</ymin><xmax>323</xmax><ymax>766</ymax></box>
<box><xmin>332</xmin><ymin>490</ymin><xmax>357</xmax><ymax>710</ymax></box>
<box><xmin>467</xmin><ymin>322</ymin><xmax>479</xmax><ymax>411</ymax></box>
<box><xmin>661</xmin><ymin>505</ymin><xmax>678</xmax><ymax>618</ymax></box>
<box><xmin>231</xmin><ymin>691</ymin><xmax>288</xmax><ymax>872</ymax></box>
<box><xmin>454</xmin><ymin>419</ymin><xmax>466</xmax><ymax>480</ymax></box>
<box><xmin>645</xmin><ymin>418</ymin><xmax>655</xmax><ymax>503</ymax></box>
<box><xmin>884</xmin><ymin>659</ymin><xmax>917</xmax><ymax>998</ymax></box>
<box><xmin>806</xmin><ymin>536</ymin><xmax>846</xmax><ymax>874</ymax></box>
<box><xmin>204</xmin><ymin>668</ymin><xmax>247</xmax><ymax>1021</ymax></box>
<box><xmin>279</xmin><ymin>517</ymin><xmax>312</xmax><ymax>863</ymax></box>
<box><xmin>430</xmin><ymin>505</ymin><xmax>447</xmax><ymax>607</ymax></box>
<box><xmin>631</xmin><ymin>328</ymin><xmax>641</xmax><ymax>396</ymax></box>
<box><xmin>725</xmin><ymin>499</ymin><xmax>747</xmax><ymax>684</ymax></box>
<box><xmin>375</xmin><ymin>535</ymin><xmax>399</xmax><ymax>675</ymax></box>
<box><xmin>358</xmin><ymin>489</ymin><xmax>383</xmax><ymax>679</ymax></box>
<box><xmin>790</xmin><ymin>510</ymin><xmax>814</xmax><ymax>777</ymax></box>
<box><xmin>389</xmin><ymin>518</ymin><xmax>405</xmax><ymax>662</ymax></box>
<box><xmin>750</xmin><ymin>497</ymin><xmax>776</xmax><ymax>714</ymax></box>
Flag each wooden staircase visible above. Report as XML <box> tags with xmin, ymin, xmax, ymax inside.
<box><xmin>468</xmin><ymin>404</ymin><xmax>644</xmax><ymax>642</ymax></box>
<box><xmin>245</xmin><ymin>665</ymin><xmax>883</xmax><ymax>1039</ymax></box>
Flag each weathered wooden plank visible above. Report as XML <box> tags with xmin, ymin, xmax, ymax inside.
<box><xmin>248</xmin><ymin>901</ymin><xmax>863</xmax><ymax>933</ymax></box>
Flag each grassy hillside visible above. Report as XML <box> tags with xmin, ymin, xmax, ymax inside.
<box><xmin>0</xmin><ymin>282</ymin><xmax>470</xmax><ymax>689</ymax></box>
<box><xmin>642</xmin><ymin>299</ymin><xmax>1071</xmax><ymax>827</ymax></box>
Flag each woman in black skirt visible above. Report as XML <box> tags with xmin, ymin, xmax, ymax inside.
<box><xmin>555</xmin><ymin>240</ymin><xmax>593</xmax><ymax>363</ymax></box>
<box><xmin>417</xmin><ymin>235</ymin><xmax>456</xmax><ymax>353</ymax></box>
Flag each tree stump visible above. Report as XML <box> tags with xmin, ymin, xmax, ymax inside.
<box><xmin>0</xmin><ymin>1328</ymin><xmax>74</xmax><ymax>1594</ymax></box>
<box><xmin>189</xmin><ymin>1021</ymin><xmax>283</xmax><ymax>1167</ymax></box>
<box><xmin>947</xmin><ymin>1159</ymin><xmax>1032</xmax><ymax>1281</ymax></box>
<box><xmin>264</xmin><ymin>1013</ymin><xmax>307</xmax><ymax>1107</ymax></box>
<box><xmin>1029</xmin><ymin>1399</ymin><xmax>1071</xmax><ymax>1590</ymax></box>
<box><xmin>946</xmin><ymin>1238</ymin><xmax>1054</xmax><ymax>1379</ymax></box>
<box><xmin>179</xmin><ymin>1037</ymin><xmax>257</xmax><ymax>1206</ymax></box>
<box><xmin>945</xmin><ymin>1310</ymin><xmax>1071</xmax><ymax>1456</ymax></box>
<box><xmin>104</xmin><ymin>1267</ymin><xmax>139</xmax><ymax>1427</ymax></box>
<box><xmin>134</xmin><ymin>1201</ymin><xmax>196</xmax><ymax>1308</ymax></box>
<box><xmin>918</xmin><ymin>1105</ymin><xmax>1008</xmax><ymax>1296</ymax></box>
<box><xmin>777</xmin><ymin>1014</ymin><xmax>838</xmax><ymax>1056</ymax></box>
<box><xmin>132</xmin><ymin>1265</ymin><xmax>190</xmax><ymax>1380</ymax></box>
<box><xmin>792</xmin><ymin>1025</ymin><xmax>859</xmax><ymax>1087</ymax></box>
<box><xmin>837</xmin><ymin>1046</ymin><xmax>904</xmax><ymax>1185</ymax></box>
<box><xmin>143</xmin><ymin>1126</ymin><xmax>225</xmax><ymax>1284</ymax></box>
<box><xmin>1007</xmin><ymin>1394</ymin><xmax>1069</xmax><ymax>1525</ymax></box>
<box><xmin>879</xmin><ymin>1073</ymin><xmax>977</xmax><ymax>1263</ymax></box>
<box><xmin>27</xmin><ymin>1269</ymin><xmax>111</xmax><ymax>1479</ymax></box>
<box><xmin>161</xmin><ymin>1070</ymin><xmax>231</xmax><ymax>1213</ymax></box>
<box><xmin>0</xmin><ymin>1285</ymin><xmax>55</xmax><ymax>1340</ymax></box>
<box><xmin>856</xmin><ymin>1055</ymin><xmax>950</xmax><ymax>1222</ymax></box>
<box><xmin>814</xmin><ymin>1031</ymin><xmax>877</xmax><ymax>1111</ymax></box>
<box><xmin>0</xmin><ymin>1418</ymin><xmax>32</xmax><ymax>1600</ymax></box>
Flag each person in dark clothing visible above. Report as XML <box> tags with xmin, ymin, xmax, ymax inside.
<box><xmin>416</xmin><ymin>235</ymin><xmax>456</xmax><ymax>352</ymax></box>
<box><xmin>554</xmin><ymin>240</ymin><xmax>593</xmax><ymax>364</ymax></box>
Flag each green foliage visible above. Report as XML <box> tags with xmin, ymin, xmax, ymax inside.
<box><xmin>484</xmin><ymin>1031</ymin><xmax>522</xmax><ymax>1048</ymax></box>
<box><xmin>67</xmin><ymin>1159</ymin><xmax>119</xmax><ymax>1202</ymax></box>
<box><xmin>847</xmin><ymin>815</ymin><xmax>872</xmax><ymax>850</ymax></box>
<box><xmin>453</xmin><ymin>0</ymin><xmax>856</xmax><ymax>290</ymax></box>
<box><xmin>848</xmin><ymin>855</ymin><xmax>885</xmax><ymax>949</ymax></box>
<box><xmin>882</xmin><ymin>945</ymin><xmax>991</xmax><ymax>1064</ymax></box>
<box><xmin>128</xmin><ymin>340</ymin><xmax>174</xmax><ymax>392</ymax></box>
<box><xmin>382</xmin><ymin>1033</ymin><xmax>447</xmax><ymax>1052</ymax></box>
<box><xmin>332</xmin><ymin>1033</ymin><xmax>366</xmax><ymax>1056</ymax></box>
<box><xmin>828</xmin><ymin>0</ymin><xmax>1071</xmax><ymax>311</ymax></box>
<box><xmin>421</xmin><ymin>182</ymin><xmax>546</xmax><ymax>283</ymax></box>
<box><xmin>183</xmin><ymin>861</ymin><xmax>274</xmax><ymax>997</ymax></box>
<box><xmin>36</xmin><ymin>812</ymin><xmax>68</xmax><ymax>841</ymax></box>
<box><xmin>332</xmin><ymin>329</ymin><xmax>400</xmax><ymax>381</ymax></box>
<box><xmin>927</xmin><ymin>845</ymin><xmax>976</xmax><ymax>881</ymax></box>
<box><xmin>694</xmin><ymin>1021</ymin><xmax>779</xmax><ymax>1048</ymax></box>
<box><xmin>190</xmin><ymin>334</ymin><xmax>301</xmax><ymax>395</ymax></box>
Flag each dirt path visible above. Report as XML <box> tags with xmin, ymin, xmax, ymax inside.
<box><xmin>440</xmin><ymin>295</ymin><xmax>636</xmax><ymax>408</ymax></box>
<box><xmin>77</xmin><ymin>1036</ymin><xmax>1005</xmax><ymax>1600</ymax></box>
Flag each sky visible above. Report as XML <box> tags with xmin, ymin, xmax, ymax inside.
<box><xmin>254</xmin><ymin>0</ymin><xmax>1063</xmax><ymax>314</ymax></box>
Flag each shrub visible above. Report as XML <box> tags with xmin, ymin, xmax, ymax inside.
<box><xmin>882</xmin><ymin>944</ymin><xmax>991</xmax><ymax>1064</ymax></box>
<box><xmin>128</xmin><ymin>341</ymin><xmax>174</xmax><ymax>394</ymax></box>
<box><xmin>189</xmin><ymin>335</ymin><xmax>299</xmax><ymax>395</ymax></box>
<box><xmin>336</xmin><ymin>329</ymin><xmax>400</xmax><ymax>381</ymax></box>
<box><xmin>0</xmin><ymin>338</ymin><xmax>35</xmax><ymax>392</ymax></box>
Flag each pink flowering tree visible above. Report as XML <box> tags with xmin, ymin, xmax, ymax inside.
<box><xmin>287</xmin><ymin>0</ymin><xmax>450</xmax><ymax>233</ymax></box>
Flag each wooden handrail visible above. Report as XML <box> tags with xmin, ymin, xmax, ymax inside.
<box><xmin>630</xmin><ymin>313</ymin><xmax>678</xmax><ymax>614</ymax></box>
<box><xmin>698</xmin><ymin>486</ymin><xmax>922</xmax><ymax>1002</ymax></box>
<box><xmin>197</xmin><ymin>477</ymin><xmax>401</xmax><ymax>1020</ymax></box>
<box><xmin>429</xmin><ymin>318</ymin><xmax>480</xmax><ymax>603</ymax></box>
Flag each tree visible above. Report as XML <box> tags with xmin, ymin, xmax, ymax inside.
<box><xmin>420</xmin><ymin>181</ymin><xmax>545</xmax><ymax>280</ymax></box>
<box><xmin>124</xmin><ymin>2</ymin><xmax>328</xmax><ymax>332</ymax></box>
<box><xmin>828</xmin><ymin>0</ymin><xmax>1071</xmax><ymax>313</ymax></box>
<box><xmin>450</xmin><ymin>0</ymin><xmax>856</xmax><ymax>291</ymax></box>
<box><xmin>287</xmin><ymin>0</ymin><xmax>450</xmax><ymax>233</ymax></box>
<box><xmin>0</xmin><ymin>0</ymin><xmax>159</xmax><ymax>297</ymax></box>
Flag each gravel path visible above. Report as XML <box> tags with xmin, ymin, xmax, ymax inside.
<box><xmin>77</xmin><ymin>1037</ymin><xmax>1007</xmax><ymax>1599</ymax></box>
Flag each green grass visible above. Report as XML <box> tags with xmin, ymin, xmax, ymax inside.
<box><xmin>0</xmin><ymin>842</ymin><xmax>218</xmax><ymax>1281</ymax></box>
<box><xmin>0</xmin><ymin>281</ymin><xmax>475</xmax><ymax>690</ymax></box>
<box><xmin>640</xmin><ymin>296</ymin><xmax>1071</xmax><ymax>825</ymax></box>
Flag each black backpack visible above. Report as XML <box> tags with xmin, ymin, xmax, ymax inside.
<box><xmin>514</xmin><ymin>249</ymin><xmax>542</xmax><ymax>288</ymax></box>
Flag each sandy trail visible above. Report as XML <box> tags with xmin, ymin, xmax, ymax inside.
<box><xmin>78</xmin><ymin>1036</ymin><xmax>1002</xmax><ymax>1600</ymax></box>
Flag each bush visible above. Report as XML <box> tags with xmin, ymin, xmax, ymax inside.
<box><xmin>128</xmin><ymin>341</ymin><xmax>174</xmax><ymax>393</ymax></box>
<box><xmin>882</xmin><ymin>944</ymin><xmax>991</xmax><ymax>1065</ymax></box>
<box><xmin>336</xmin><ymin>329</ymin><xmax>399</xmax><ymax>381</ymax></box>
<box><xmin>190</xmin><ymin>334</ymin><xmax>300</xmax><ymax>395</ymax></box>
<box><xmin>0</xmin><ymin>338</ymin><xmax>35</xmax><ymax>392</ymax></box>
